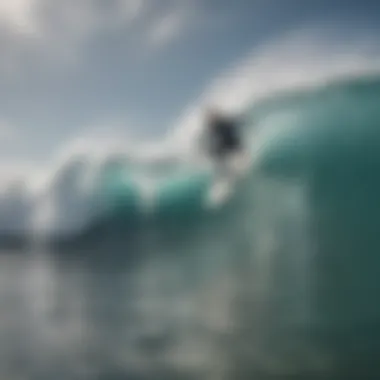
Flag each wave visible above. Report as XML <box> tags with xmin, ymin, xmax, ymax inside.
<box><xmin>2</xmin><ymin>31</ymin><xmax>380</xmax><ymax>242</ymax></box>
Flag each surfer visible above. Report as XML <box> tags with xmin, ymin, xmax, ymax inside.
<box><xmin>203</xmin><ymin>107</ymin><xmax>248</xmax><ymax>206</ymax></box>
<box><xmin>204</xmin><ymin>107</ymin><xmax>244</xmax><ymax>164</ymax></box>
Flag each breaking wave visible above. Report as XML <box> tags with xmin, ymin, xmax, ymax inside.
<box><xmin>1</xmin><ymin>30</ymin><xmax>380</xmax><ymax>242</ymax></box>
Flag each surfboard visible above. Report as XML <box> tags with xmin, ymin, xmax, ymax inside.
<box><xmin>205</xmin><ymin>151</ymin><xmax>250</xmax><ymax>208</ymax></box>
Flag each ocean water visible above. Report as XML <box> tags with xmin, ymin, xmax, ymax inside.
<box><xmin>2</xmin><ymin>75</ymin><xmax>380</xmax><ymax>379</ymax></box>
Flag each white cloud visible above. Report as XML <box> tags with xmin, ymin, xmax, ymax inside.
<box><xmin>147</xmin><ymin>8</ymin><xmax>188</xmax><ymax>48</ymax></box>
<box><xmin>0</xmin><ymin>0</ymin><xmax>145</xmax><ymax>35</ymax></box>
<box><xmin>0</xmin><ymin>0</ymin><xmax>148</xmax><ymax>76</ymax></box>
<box><xmin>0</xmin><ymin>0</ymin><xmax>38</xmax><ymax>35</ymax></box>
<box><xmin>0</xmin><ymin>0</ymin><xmax>204</xmax><ymax>78</ymax></box>
<box><xmin>119</xmin><ymin>0</ymin><xmax>145</xmax><ymax>23</ymax></box>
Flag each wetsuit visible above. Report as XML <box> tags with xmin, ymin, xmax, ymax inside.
<box><xmin>209</xmin><ymin>117</ymin><xmax>242</xmax><ymax>159</ymax></box>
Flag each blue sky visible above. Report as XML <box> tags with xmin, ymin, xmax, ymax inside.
<box><xmin>0</xmin><ymin>0</ymin><xmax>380</xmax><ymax>162</ymax></box>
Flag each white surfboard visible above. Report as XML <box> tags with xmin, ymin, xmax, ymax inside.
<box><xmin>207</xmin><ymin>177</ymin><xmax>235</xmax><ymax>207</ymax></box>
<box><xmin>206</xmin><ymin>151</ymin><xmax>251</xmax><ymax>208</ymax></box>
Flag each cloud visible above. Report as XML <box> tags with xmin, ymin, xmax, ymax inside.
<box><xmin>0</xmin><ymin>0</ymin><xmax>148</xmax><ymax>77</ymax></box>
<box><xmin>0</xmin><ymin>0</ymin><xmax>145</xmax><ymax>35</ymax></box>
<box><xmin>0</xmin><ymin>0</ymin><xmax>204</xmax><ymax>80</ymax></box>
<box><xmin>119</xmin><ymin>0</ymin><xmax>145</xmax><ymax>23</ymax></box>
<box><xmin>147</xmin><ymin>7</ymin><xmax>189</xmax><ymax>48</ymax></box>
<box><xmin>0</xmin><ymin>0</ymin><xmax>38</xmax><ymax>34</ymax></box>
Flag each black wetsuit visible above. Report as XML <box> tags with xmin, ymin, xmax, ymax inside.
<box><xmin>209</xmin><ymin>117</ymin><xmax>242</xmax><ymax>159</ymax></box>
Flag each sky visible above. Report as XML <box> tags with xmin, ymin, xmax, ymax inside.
<box><xmin>0</xmin><ymin>0</ymin><xmax>380</xmax><ymax>164</ymax></box>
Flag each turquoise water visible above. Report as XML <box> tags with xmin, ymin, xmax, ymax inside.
<box><xmin>1</xmin><ymin>75</ymin><xmax>380</xmax><ymax>379</ymax></box>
